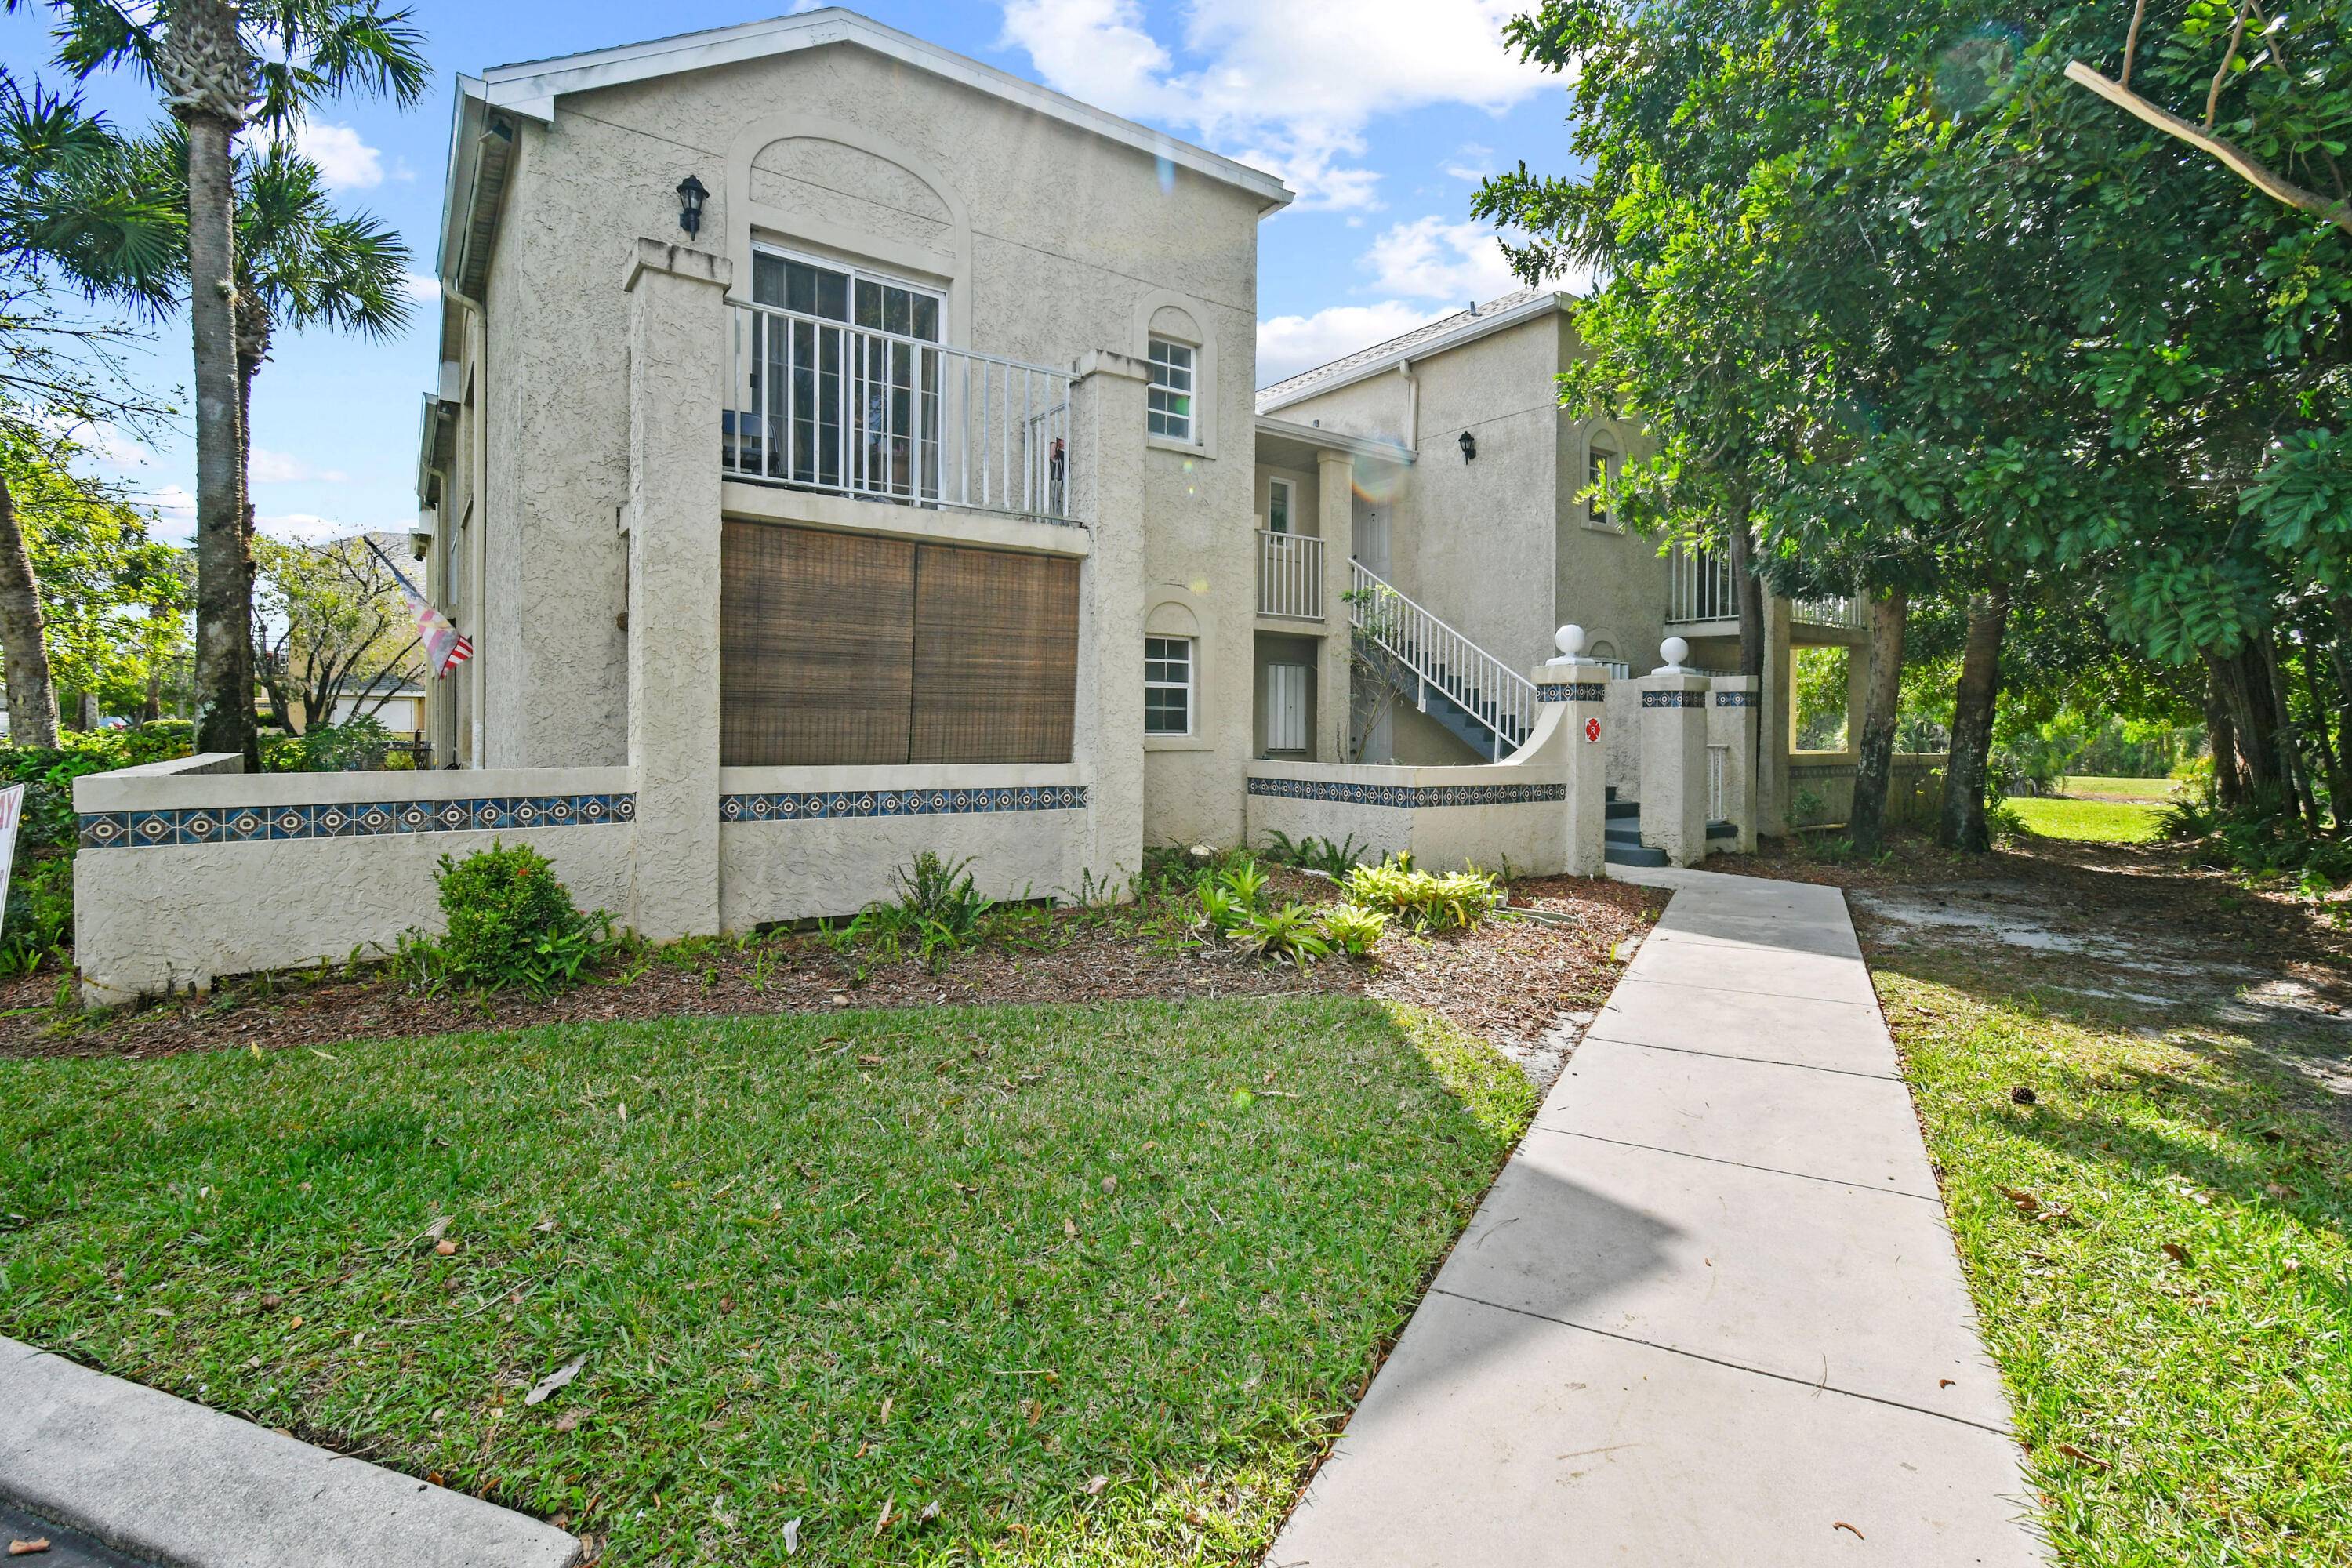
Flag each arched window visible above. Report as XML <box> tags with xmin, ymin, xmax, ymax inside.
<box><xmin>1586</xmin><ymin>435</ymin><xmax>1617</xmax><ymax>530</ymax></box>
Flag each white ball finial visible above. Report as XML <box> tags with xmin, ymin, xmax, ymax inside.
<box><xmin>1658</xmin><ymin>636</ymin><xmax>1690</xmax><ymax>673</ymax></box>
<box><xmin>1556</xmin><ymin>624</ymin><xmax>1587</xmax><ymax>659</ymax></box>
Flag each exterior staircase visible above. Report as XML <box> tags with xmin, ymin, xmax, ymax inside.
<box><xmin>1348</xmin><ymin>561</ymin><xmax>1537</xmax><ymax>761</ymax></box>
<box><xmin>1603</xmin><ymin>789</ymin><xmax>1668</xmax><ymax>868</ymax></box>
<box><xmin>1346</xmin><ymin>561</ymin><xmax>1742</xmax><ymax>861</ymax></box>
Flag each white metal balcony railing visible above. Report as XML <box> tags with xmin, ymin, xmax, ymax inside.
<box><xmin>1664</xmin><ymin>546</ymin><xmax>1863</xmax><ymax>630</ymax></box>
<box><xmin>1256</xmin><ymin>529</ymin><xmax>1323</xmax><ymax>619</ymax></box>
<box><xmin>1349</xmin><ymin>560</ymin><xmax>1537</xmax><ymax>761</ymax></box>
<box><xmin>724</xmin><ymin>300</ymin><xmax>1073</xmax><ymax>523</ymax></box>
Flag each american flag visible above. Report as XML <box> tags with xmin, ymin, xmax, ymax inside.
<box><xmin>368</xmin><ymin>539</ymin><xmax>474</xmax><ymax>677</ymax></box>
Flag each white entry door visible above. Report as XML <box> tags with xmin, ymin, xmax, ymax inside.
<box><xmin>1265</xmin><ymin>663</ymin><xmax>1310</xmax><ymax>753</ymax></box>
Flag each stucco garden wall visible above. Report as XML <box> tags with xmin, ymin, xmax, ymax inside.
<box><xmin>73</xmin><ymin>757</ymin><xmax>637</xmax><ymax>1004</ymax></box>
<box><xmin>717</xmin><ymin>764</ymin><xmax>1093</xmax><ymax>926</ymax></box>
<box><xmin>1243</xmin><ymin>762</ymin><xmax>1566</xmax><ymax>875</ymax></box>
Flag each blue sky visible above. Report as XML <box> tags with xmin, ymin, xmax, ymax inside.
<box><xmin>1</xmin><ymin>2</ymin><xmax>1580</xmax><ymax>546</ymax></box>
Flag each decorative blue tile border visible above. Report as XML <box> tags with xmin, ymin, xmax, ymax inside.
<box><xmin>1247</xmin><ymin>777</ymin><xmax>1564</xmax><ymax>808</ymax></box>
<box><xmin>1640</xmin><ymin>691</ymin><xmax>1704</xmax><ymax>708</ymax></box>
<box><xmin>720</xmin><ymin>785</ymin><xmax>1087</xmax><ymax>822</ymax></box>
<box><xmin>80</xmin><ymin>792</ymin><xmax>635</xmax><ymax>850</ymax></box>
<box><xmin>1536</xmin><ymin>681</ymin><xmax>1609</xmax><ymax>702</ymax></box>
<box><xmin>1714</xmin><ymin>691</ymin><xmax>1757</xmax><ymax>707</ymax></box>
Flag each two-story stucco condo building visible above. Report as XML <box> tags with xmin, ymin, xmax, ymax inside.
<box><xmin>68</xmin><ymin>7</ymin><xmax>1941</xmax><ymax>1000</ymax></box>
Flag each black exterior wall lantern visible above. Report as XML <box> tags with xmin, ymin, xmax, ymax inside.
<box><xmin>1458</xmin><ymin>429</ymin><xmax>1478</xmax><ymax>463</ymax></box>
<box><xmin>676</xmin><ymin>173</ymin><xmax>709</xmax><ymax>237</ymax></box>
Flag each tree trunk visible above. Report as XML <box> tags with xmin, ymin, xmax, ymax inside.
<box><xmin>1848</xmin><ymin>586</ymin><xmax>1908</xmax><ymax>855</ymax></box>
<box><xmin>1727</xmin><ymin>503</ymin><xmax>1764</xmax><ymax>680</ymax></box>
<box><xmin>2298</xmin><ymin>636</ymin><xmax>2348</xmax><ymax>824</ymax></box>
<box><xmin>0</xmin><ymin>473</ymin><xmax>60</xmax><ymax>750</ymax></box>
<box><xmin>2209</xmin><ymin>645</ymin><xmax>2282</xmax><ymax>800</ymax></box>
<box><xmin>142</xmin><ymin>658</ymin><xmax>162</xmax><ymax>724</ymax></box>
<box><xmin>2201</xmin><ymin>670</ymin><xmax>2244</xmax><ymax>809</ymax></box>
<box><xmin>1726</xmin><ymin>496</ymin><xmax>1767</xmax><ymax>828</ymax></box>
<box><xmin>1938</xmin><ymin>586</ymin><xmax>2009</xmax><ymax>853</ymax></box>
<box><xmin>182</xmin><ymin>109</ymin><xmax>256</xmax><ymax>769</ymax></box>
<box><xmin>77</xmin><ymin>690</ymin><xmax>97</xmax><ymax>731</ymax></box>
<box><xmin>2259</xmin><ymin>633</ymin><xmax>2321</xmax><ymax>828</ymax></box>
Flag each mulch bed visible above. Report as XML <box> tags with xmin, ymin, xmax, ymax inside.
<box><xmin>0</xmin><ymin>867</ymin><xmax>1665</xmax><ymax>1065</ymax></box>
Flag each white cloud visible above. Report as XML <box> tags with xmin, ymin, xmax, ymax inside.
<box><xmin>249</xmin><ymin>448</ymin><xmax>348</xmax><ymax>485</ymax></box>
<box><xmin>135</xmin><ymin>484</ymin><xmax>198</xmax><ymax>545</ymax></box>
<box><xmin>401</xmin><ymin>270</ymin><xmax>442</xmax><ymax>302</ymax></box>
<box><xmin>1362</xmin><ymin>215</ymin><xmax>1523</xmax><ymax>303</ymax></box>
<box><xmin>1258</xmin><ymin>301</ymin><xmax>1443</xmax><ymax>386</ymax></box>
<box><xmin>1000</xmin><ymin>0</ymin><xmax>1550</xmax><ymax>210</ymax></box>
<box><xmin>245</xmin><ymin>120</ymin><xmax>386</xmax><ymax>190</ymax></box>
<box><xmin>1443</xmin><ymin>141</ymin><xmax>1496</xmax><ymax>182</ymax></box>
<box><xmin>257</xmin><ymin>513</ymin><xmax>343</xmax><ymax>542</ymax></box>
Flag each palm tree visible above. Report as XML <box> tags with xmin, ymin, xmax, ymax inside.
<box><xmin>230</xmin><ymin>138</ymin><xmax>411</xmax><ymax>565</ymax></box>
<box><xmin>123</xmin><ymin>130</ymin><xmax>412</xmax><ymax>708</ymax></box>
<box><xmin>9</xmin><ymin>0</ymin><xmax>426</xmax><ymax>768</ymax></box>
<box><xmin>0</xmin><ymin>71</ymin><xmax>180</xmax><ymax>749</ymax></box>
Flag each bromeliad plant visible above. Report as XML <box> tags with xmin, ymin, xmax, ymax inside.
<box><xmin>1259</xmin><ymin>830</ymin><xmax>1371</xmax><ymax>876</ymax></box>
<box><xmin>1341</xmin><ymin>855</ymin><xmax>1504</xmax><ymax>932</ymax></box>
<box><xmin>1317</xmin><ymin>902</ymin><xmax>1390</xmax><ymax>957</ymax></box>
<box><xmin>1232</xmin><ymin>902</ymin><xmax>1332</xmax><ymax>967</ymax></box>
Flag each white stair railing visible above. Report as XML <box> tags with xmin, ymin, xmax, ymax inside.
<box><xmin>1348</xmin><ymin>560</ymin><xmax>1536</xmax><ymax>761</ymax></box>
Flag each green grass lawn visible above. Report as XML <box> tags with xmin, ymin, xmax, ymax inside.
<box><xmin>1879</xmin><ymin>967</ymin><xmax>2352</xmax><ymax>1566</ymax></box>
<box><xmin>0</xmin><ymin>996</ymin><xmax>1535</xmax><ymax>1566</ymax></box>
<box><xmin>2009</xmin><ymin>796</ymin><xmax>2169</xmax><ymax>844</ymax></box>
<box><xmin>2061</xmin><ymin>775</ymin><xmax>2183</xmax><ymax>801</ymax></box>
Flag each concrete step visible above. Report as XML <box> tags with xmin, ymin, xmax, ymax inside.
<box><xmin>1605</xmin><ymin>842</ymin><xmax>1671</xmax><ymax>867</ymax></box>
<box><xmin>1606</xmin><ymin>800</ymin><xmax>1641</xmax><ymax>820</ymax></box>
<box><xmin>1706</xmin><ymin>820</ymin><xmax>1737</xmax><ymax>840</ymax></box>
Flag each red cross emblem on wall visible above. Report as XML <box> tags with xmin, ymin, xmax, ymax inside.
<box><xmin>1584</xmin><ymin>717</ymin><xmax>1602</xmax><ymax>743</ymax></box>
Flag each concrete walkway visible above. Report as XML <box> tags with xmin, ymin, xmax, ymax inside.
<box><xmin>1267</xmin><ymin>866</ymin><xmax>2047</xmax><ymax>1566</ymax></box>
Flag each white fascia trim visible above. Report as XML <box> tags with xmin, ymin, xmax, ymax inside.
<box><xmin>1255</xmin><ymin>293</ymin><xmax>1572</xmax><ymax>415</ymax></box>
<box><xmin>432</xmin><ymin>75</ymin><xmax>488</xmax><ymax>289</ymax></box>
<box><xmin>1252</xmin><ymin>415</ymin><xmax>1415</xmax><ymax>466</ymax></box>
<box><xmin>474</xmin><ymin>8</ymin><xmax>1291</xmax><ymax>211</ymax></box>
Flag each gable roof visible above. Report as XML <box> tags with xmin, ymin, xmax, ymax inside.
<box><xmin>437</xmin><ymin>7</ymin><xmax>1288</xmax><ymax>291</ymax></box>
<box><xmin>1256</xmin><ymin>289</ymin><xmax>1570</xmax><ymax>412</ymax></box>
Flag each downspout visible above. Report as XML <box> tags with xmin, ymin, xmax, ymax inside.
<box><xmin>1396</xmin><ymin>358</ymin><xmax>1418</xmax><ymax>452</ymax></box>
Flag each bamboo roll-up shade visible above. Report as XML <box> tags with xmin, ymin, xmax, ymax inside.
<box><xmin>720</xmin><ymin>521</ymin><xmax>916</xmax><ymax>766</ymax></box>
<box><xmin>909</xmin><ymin>543</ymin><xmax>1078</xmax><ymax>764</ymax></box>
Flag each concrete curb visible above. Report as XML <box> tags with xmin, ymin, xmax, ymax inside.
<box><xmin>0</xmin><ymin>1338</ymin><xmax>580</xmax><ymax>1568</ymax></box>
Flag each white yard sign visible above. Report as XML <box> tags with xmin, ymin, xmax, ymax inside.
<box><xmin>0</xmin><ymin>782</ymin><xmax>22</xmax><ymax>940</ymax></box>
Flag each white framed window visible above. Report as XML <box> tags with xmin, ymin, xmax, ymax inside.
<box><xmin>1264</xmin><ymin>662</ymin><xmax>1309</xmax><ymax>752</ymax></box>
<box><xmin>1145</xmin><ymin>635</ymin><xmax>1194</xmax><ymax>735</ymax></box>
<box><xmin>1267</xmin><ymin>476</ymin><xmax>1294</xmax><ymax>534</ymax></box>
<box><xmin>1147</xmin><ymin>336</ymin><xmax>1196</xmax><ymax>444</ymax></box>
<box><xmin>1587</xmin><ymin>442</ymin><xmax>1615</xmax><ymax>530</ymax></box>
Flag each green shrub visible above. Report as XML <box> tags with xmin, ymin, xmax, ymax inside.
<box><xmin>1340</xmin><ymin>856</ymin><xmax>1504</xmax><ymax>931</ymax></box>
<box><xmin>1232</xmin><ymin>902</ymin><xmax>1331</xmax><ymax>967</ymax></box>
<box><xmin>0</xmin><ymin>724</ymin><xmax>194</xmax><ymax>971</ymax></box>
<box><xmin>263</xmin><ymin>715</ymin><xmax>394</xmax><ymax>773</ymax></box>
<box><xmin>430</xmin><ymin>840</ymin><xmax>607</xmax><ymax>995</ymax></box>
<box><xmin>1983</xmin><ymin>799</ymin><xmax>2028</xmax><ymax>844</ymax></box>
<box><xmin>1318</xmin><ymin>902</ymin><xmax>1389</xmax><ymax>956</ymax></box>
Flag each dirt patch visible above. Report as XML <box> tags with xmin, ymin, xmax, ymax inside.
<box><xmin>0</xmin><ymin>869</ymin><xmax>1665</xmax><ymax>1083</ymax></box>
<box><xmin>1733</xmin><ymin>830</ymin><xmax>2352</xmax><ymax>1124</ymax></box>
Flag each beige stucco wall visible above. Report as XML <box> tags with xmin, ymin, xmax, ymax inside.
<box><xmin>717</xmin><ymin>764</ymin><xmax>1091</xmax><ymax>925</ymax></box>
<box><xmin>450</xmin><ymin>38</ymin><xmax>1266</xmax><ymax>844</ymax></box>
<box><xmin>73</xmin><ymin>761</ymin><xmax>637</xmax><ymax>1003</ymax></box>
